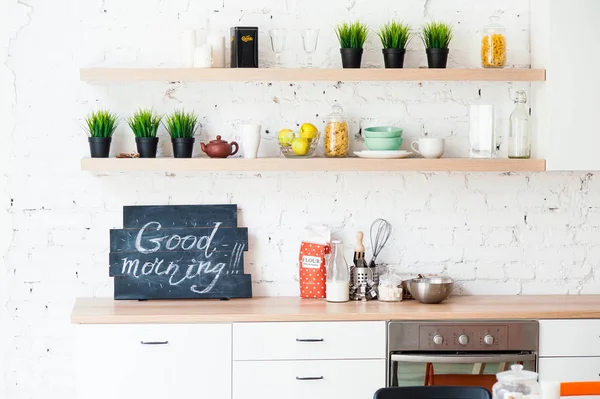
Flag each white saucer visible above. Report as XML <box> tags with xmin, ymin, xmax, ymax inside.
<box><xmin>354</xmin><ymin>150</ymin><xmax>414</xmax><ymax>159</ymax></box>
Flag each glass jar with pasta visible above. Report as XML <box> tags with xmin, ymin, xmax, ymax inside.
<box><xmin>481</xmin><ymin>16</ymin><xmax>506</xmax><ymax>68</ymax></box>
<box><xmin>324</xmin><ymin>103</ymin><xmax>349</xmax><ymax>158</ymax></box>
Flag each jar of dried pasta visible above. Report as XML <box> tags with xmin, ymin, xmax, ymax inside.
<box><xmin>324</xmin><ymin>104</ymin><xmax>349</xmax><ymax>158</ymax></box>
<box><xmin>481</xmin><ymin>16</ymin><xmax>506</xmax><ymax>68</ymax></box>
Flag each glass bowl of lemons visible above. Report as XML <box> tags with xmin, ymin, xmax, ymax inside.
<box><xmin>278</xmin><ymin>123</ymin><xmax>320</xmax><ymax>158</ymax></box>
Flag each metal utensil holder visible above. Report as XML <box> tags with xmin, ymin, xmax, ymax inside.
<box><xmin>350</xmin><ymin>265</ymin><xmax>379</xmax><ymax>301</ymax></box>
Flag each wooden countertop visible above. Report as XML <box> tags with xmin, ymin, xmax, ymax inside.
<box><xmin>72</xmin><ymin>296</ymin><xmax>600</xmax><ymax>324</ymax></box>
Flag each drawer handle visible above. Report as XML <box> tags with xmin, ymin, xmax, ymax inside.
<box><xmin>140</xmin><ymin>341</ymin><xmax>169</xmax><ymax>345</ymax></box>
<box><xmin>296</xmin><ymin>338</ymin><xmax>324</xmax><ymax>343</ymax></box>
<box><xmin>296</xmin><ymin>376</ymin><xmax>324</xmax><ymax>381</ymax></box>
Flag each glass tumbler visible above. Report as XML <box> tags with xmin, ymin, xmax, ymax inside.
<box><xmin>469</xmin><ymin>105</ymin><xmax>496</xmax><ymax>158</ymax></box>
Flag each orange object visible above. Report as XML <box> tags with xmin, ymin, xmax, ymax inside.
<box><xmin>425</xmin><ymin>363</ymin><xmax>497</xmax><ymax>392</ymax></box>
<box><xmin>299</xmin><ymin>241</ymin><xmax>330</xmax><ymax>299</ymax></box>
<box><xmin>561</xmin><ymin>382</ymin><xmax>600</xmax><ymax>397</ymax></box>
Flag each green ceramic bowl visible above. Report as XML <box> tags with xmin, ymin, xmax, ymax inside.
<box><xmin>364</xmin><ymin>137</ymin><xmax>403</xmax><ymax>151</ymax></box>
<box><xmin>364</xmin><ymin>126</ymin><xmax>403</xmax><ymax>139</ymax></box>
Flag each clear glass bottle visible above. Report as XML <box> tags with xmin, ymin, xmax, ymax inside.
<box><xmin>509</xmin><ymin>90</ymin><xmax>531</xmax><ymax>159</ymax></box>
<box><xmin>326</xmin><ymin>240</ymin><xmax>350</xmax><ymax>303</ymax></box>
<box><xmin>482</xmin><ymin>16</ymin><xmax>507</xmax><ymax>68</ymax></box>
<box><xmin>324</xmin><ymin>104</ymin><xmax>349</xmax><ymax>158</ymax></box>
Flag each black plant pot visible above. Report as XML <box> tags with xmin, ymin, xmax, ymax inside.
<box><xmin>88</xmin><ymin>137</ymin><xmax>112</xmax><ymax>158</ymax></box>
<box><xmin>171</xmin><ymin>138</ymin><xmax>195</xmax><ymax>158</ymax></box>
<box><xmin>426</xmin><ymin>48</ymin><xmax>449</xmax><ymax>69</ymax></box>
<box><xmin>340</xmin><ymin>48</ymin><xmax>364</xmax><ymax>69</ymax></box>
<box><xmin>135</xmin><ymin>137</ymin><xmax>159</xmax><ymax>158</ymax></box>
<box><xmin>383</xmin><ymin>48</ymin><xmax>406</xmax><ymax>69</ymax></box>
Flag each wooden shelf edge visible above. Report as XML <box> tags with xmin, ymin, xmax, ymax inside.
<box><xmin>81</xmin><ymin>158</ymin><xmax>547</xmax><ymax>173</ymax></box>
<box><xmin>80</xmin><ymin>68</ymin><xmax>546</xmax><ymax>82</ymax></box>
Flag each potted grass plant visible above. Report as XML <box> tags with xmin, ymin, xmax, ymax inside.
<box><xmin>422</xmin><ymin>21</ymin><xmax>454</xmax><ymax>68</ymax></box>
<box><xmin>85</xmin><ymin>110</ymin><xmax>119</xmax><ymax>158</ymax></box>
<box><xmin>128</xmin><ymin>109</ymin><xmax>162</xmax><ymax>158</ymax></box>
<box><xmin>335</xmin><ymin>21</ymin><xmax>369</xmax><ymax>68</ymax></box>
<box><xmin>378</xmin><ymin>21</ymin><xmax>412</xmax><ymax>68</ymax></box>
<box><xmin>164</xmin><ymin>109</ymin><xmax>199</xmax><ymax>158</ymax></box>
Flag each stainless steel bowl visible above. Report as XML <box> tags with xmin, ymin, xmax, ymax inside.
<box><xmin>407</xmin><ymin>277</ymin><xmax>454</xmax><ymax>304</ymax></box>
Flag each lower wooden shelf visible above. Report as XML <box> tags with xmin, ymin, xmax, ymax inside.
<box><xmin>81</xmin><ymin>157</ymin><xmax>546</xmax><ymax>172</ymax></box>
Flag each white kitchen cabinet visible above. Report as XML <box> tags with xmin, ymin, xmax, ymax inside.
<box><xmin>531</xmin><ymin>0</ymin><xmax>600</xmax><ymax>170</ymax></box>
<box><xmin>539</xmin><ymin>320</ymin><xmax>600</xmax><ymax>357</ymax></box>
<box><xmin>76</xmin><ymin>324</ymin><xmax>231</xmax><ymax>399</ymax></box>
<box><xmin>539</xmin><ymin>357</ymin><xmax>600</xmax><ymax>382</ymax></box>
<box><xmin>539</xmin><ymin>320</ymin><xmax>600</xmax><ymax>391</ymax></box>
<box><xmin>233</xmin><ymin>359</ymin><xmax>385</xmax><ymax>399</ymax></box>
<box><xmin>233</xmin><ymin>321</ymin><xmax>386</xmax><ymax>360</ymax></box>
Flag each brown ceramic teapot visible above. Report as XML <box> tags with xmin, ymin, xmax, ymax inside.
<box><xmin>201</xmin><ymin>136</ymin><xmax>239</xmax><ymax>158</ymax></box>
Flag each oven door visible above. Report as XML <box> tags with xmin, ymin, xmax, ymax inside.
<box><xmin>389</xmin><ymin>352</ymin><xmax>537</xmax><ymax>389</ymax></box>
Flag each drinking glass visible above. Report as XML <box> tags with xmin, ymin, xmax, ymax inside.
<box><xmin>302</xmin><ymin>29</ymin><xmax>319</xmax><ymax>68</ymax></box>
<box><xmin>269</xmin><ymin>29</ymin><xmax>287</xmax><ymax>68</ymax></box>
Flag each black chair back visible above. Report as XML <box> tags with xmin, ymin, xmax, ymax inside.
<box><xmin>374</xmin><ymin>386</ymin><xmax>492</xmax><ymax>399</ymax></box>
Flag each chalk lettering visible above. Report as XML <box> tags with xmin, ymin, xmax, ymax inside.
<box><xmin>141</xmin><ymin>261</ymin><xmax>155</xmax><ymax>275</ymax></box>
<box><xmin>135</xmin><ymin>221</ymin><xmax>163</xmax><ymax>254</ymax></box>
<box><xmin>121</xmin><ymin>258</ymin><xmax>140</xmax><ymax>277</ymax></box>
<box><xmin>181</xmin><ymin>235</ymin><xmax>197</xmax><ymax>250</ymax></box>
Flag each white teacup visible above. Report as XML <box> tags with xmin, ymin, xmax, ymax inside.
<box><xmin>411</xmin><ymin>138</ymin><xmax>445</xmax><ymax>159</ymax></box>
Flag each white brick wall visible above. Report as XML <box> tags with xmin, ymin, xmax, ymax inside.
<box><xmin>2</xmin><ymin>0</ymin><xmax>598</xmax><ymax>397</ymax></box>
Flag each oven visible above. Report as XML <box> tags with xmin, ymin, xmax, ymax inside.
<box><xmin>387</xmin><ymin>321</ymin><xmax>538</xmax><ymax>391</ymax></box>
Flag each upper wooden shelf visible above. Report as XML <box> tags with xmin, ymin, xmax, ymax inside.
<box><xmin>80</xmin><ymin>68</ymin><xmax>546</xmax><ymax>82</ymax></box>
<box><xmin>81</xmin><ymin>157</ymin><xmax>546</xmax><ymax>173</ymax></box>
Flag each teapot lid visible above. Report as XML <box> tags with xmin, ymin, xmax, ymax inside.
<box><xmin>209</xmin><ymin>135</ymin><xmax>228</xmax><ymax>144</ymax></box>
<box><xmin>496</xmin><ymin>365</ymin><xmax>538</xmax><ymax>383</ymax></box>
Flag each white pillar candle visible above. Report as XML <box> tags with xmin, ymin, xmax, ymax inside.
<box><xmin>183</xmin><ymin>29</ymin><xmax>197</xmax><ymax>68</ymax></box>
<box><xmin>207</xmin><ymin>34</ymin><xmax>226</xmax><ymax>68</ymax></box>
<box><xmin>194</xmin><ymin>44</ymin><xmax>212</xmax><ymax>68</ymax></box>
<box><xmin>540</xmin><ymin>381</ymin><xmax>561</xmax><ymax>399</ymax></box>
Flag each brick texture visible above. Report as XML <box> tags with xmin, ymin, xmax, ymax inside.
<box><xmin>1</xmin><ymin>0</ymin><xmax>597</xmax><ymax>398</ymax></box>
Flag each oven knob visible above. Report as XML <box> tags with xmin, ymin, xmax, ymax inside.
<box><xmin>484</xmin><ymin>335</ymin><xmax>495</xmax><ymax>346</ymax></box>
<box><xmin>433</xmin><ymin>335</ymin><xmax>444</xmax><ymax>345</ymax></box>
<box><xmin>458</xmin><ymin>334</ymin><xmax>469</xmax><ymax>345</ymax></box>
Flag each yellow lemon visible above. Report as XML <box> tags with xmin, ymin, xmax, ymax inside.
<box><xmin>300</xmin><ymin>123</ymin><xmax>318</xmax><ymax>140</ymax></box>
<box><xmin>291</xmin><ymin>138</ymin><xmax>310</xmax><ymax>156</ymax></box>
<box><xmin>278</xmin><ymin>129</ymin><xmax>295</xmax><ymax>146</ymax></box>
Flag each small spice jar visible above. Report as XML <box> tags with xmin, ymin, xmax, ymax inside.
<box><xmin>378</xmin><ymin>274</ymin><xmax>403</xmax><ymax>302</ymax></box>
<box><xmin>481</xmin><ymin>16</ymin><xmax>507</xmax><ymax>68</ymax></box>
<box><xmin>324</xmin><ymin>104</ymin><xmax>349</xmax><ymax>158</ymax></box>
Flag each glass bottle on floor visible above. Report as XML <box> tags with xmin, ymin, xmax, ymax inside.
<box><xmin>508</xmin><ymin>90</ymin><xmax>531</xmax><ymax>159</ymax></box>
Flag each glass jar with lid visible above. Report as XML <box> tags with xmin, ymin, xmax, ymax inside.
<box><xmin>324</xmin><ymin>103</ymin><xmax>349</xmax><ymax>158</ymax></box>
<box><xmin>492</xmin><ymin>365</ymin><xmax>540</xmax><ymax>399</ymax></box>
<box><xmin>481</xmin><ymin>16</ymin><xmax>507</xmax><ymax>68</ymax></box>
<box><xmin>378</xmin><ymin>273</ymin><xmax>403</xmax><ymax>302</ymax></box>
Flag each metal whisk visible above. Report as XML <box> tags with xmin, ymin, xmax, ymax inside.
<box><xmin>369</xmin><ymin>218</ymin><xmax>392</xmax><ymax>267</ymax></box>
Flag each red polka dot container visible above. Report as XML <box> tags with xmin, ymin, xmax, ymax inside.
<box><xmin>299</xmin><ymin>241</ymin><xmax>330</xmax><ymax>299</ymax></box>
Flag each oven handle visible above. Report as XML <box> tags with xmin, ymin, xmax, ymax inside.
<box><xmin>390</xmin><ymin>353</ymin><xmax>536</xmax><ymax>364</ymax></box>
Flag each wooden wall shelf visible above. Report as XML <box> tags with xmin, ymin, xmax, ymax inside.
<box><xmin>80</xmin><ymin>68</ymin><xmax>546</xmax><ymax>82</ymax></box>
<box><xmin>81</xmin><ymin>158</ymin><xmax>546</xmax><ymax>173</ymax></box>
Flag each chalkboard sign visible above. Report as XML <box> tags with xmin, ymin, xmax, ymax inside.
<box><xmin>109</xmin><ymin>204</ymin><xmax>252</xmax><ymax>300</ymax></box>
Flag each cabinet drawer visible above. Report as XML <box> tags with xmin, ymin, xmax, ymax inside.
<box><xmin>76</xmin><ymin>324</ymin><xmax>232</xmax><ymax>399</ymax></box>
<box><xmin>233</xmin><ymin>359</ymin><xmax>385</xmax><ymax>399</ymax></box>
<box><xmin>539</xmin><ymin>357</ymin><xmax>600</xmax><ymax>382</ymax></box>
<box><xmin>540</xmin><ymin>320</ymin><xmax>600</xmax><ymax>357</ymax></box>
<box><xmin>233</xmin><ymin>321</ymin><xmax>386</xmax><ymax>360</ymax></box>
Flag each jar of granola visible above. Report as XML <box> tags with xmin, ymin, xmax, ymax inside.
<box><xmin>324</xmin><ymin>103</ymin><xmax>349</xmax><ymax>158</ymax></box>
<box><xmin>481</xmin><ymin>16</ymin><xmax>507</xmax><ymax>68</ymax></box>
